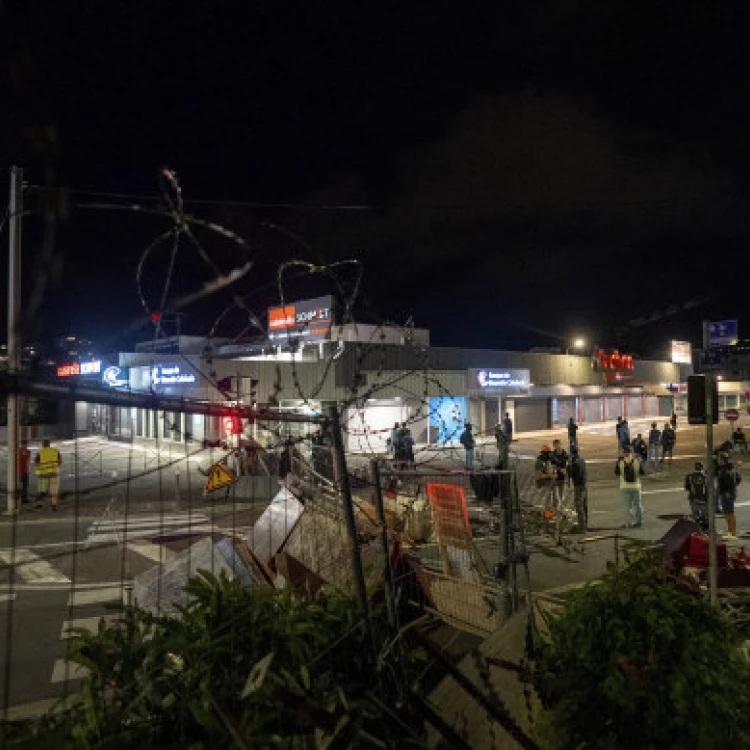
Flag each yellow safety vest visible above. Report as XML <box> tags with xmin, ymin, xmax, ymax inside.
<box><xmin>36</xmin><ymin>446</ymin><xmax>61</xmax><ymax>477</ymax></box>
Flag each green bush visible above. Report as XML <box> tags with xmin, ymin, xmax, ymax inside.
<box><xmin>9</xmin><ymin>571</ymin><xmax>421</xmax><ymax>749</ymax></box>
<box><xmin>533</xmin><ymin>561</ymin><xmax>750</xmax><ymax>750</ymax></box>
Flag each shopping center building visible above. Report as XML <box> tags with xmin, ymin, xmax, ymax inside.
<box><xmin>56</xmin><ymin>328</ymin><xmax>687</xmax><ymax>452</ymax></box>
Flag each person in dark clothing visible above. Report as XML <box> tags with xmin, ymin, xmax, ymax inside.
<box><xmin>494</xmin><ymin>424</ymin><xmax>509</xmax><ymax>469</ymax></box>
<box><xmin>569</xmin><ymin>447</ymin><xmax>588</xmax><ymax>532</ymax></box>
<box><xmin>647</xmin><ymin>422</ymin><xmax>661</xmax><ymax>469</ymax></box>
<box><xmin>717</xmin><ymin>452</ymin><xmax>741</xmax><ymax>539</ymax></box>
<box><xmin>402</xmin><ymin>428</ymin><xmax>415</xmax><ymax>465</ymax></box>
<box><xmin>502</xmin><ymin>412</ymin><xmax>513</xmax><ymax>443</ymax></box>
<box><xmin>671</xmin><ymin>411</ymin><xmax>678</xmax><ymax>431</ymax></box>
<box><xmin>660</xmin><ymin>423</ymin><xmax>676</xmax><ymax>464</ymax></box>
<box><xmin>567</xmin><ymin>417</ymin><xmax>579</xmax><ymax>452</ymax></box>
<box><xmin>632</xmin><ymin>433</ymin><xmax>648</xmax><ymax>465</ymax></box>
<box><xmin>459</xmin><ymin>423</ymin><xmax>475</xmax><ymax>470</ymax></box>
<box><xmin>389</xmin><ymin>422</ymin><xmax>400</xmax><ymax>457</ymax></box>
<box><xmin>395</xmin><ymin>422</ymin><xmax>409</xmax><ymax>462</ymax></box>
<box><xmin>549</xmin><ymin>439</ymin><xmax>569</xmax><ymax>509</ymax></box>
<box><xmin>684</xmin><ymin>462</ymin><xmax>709</xmax><ymax>532</ymax></box>
<box><xmin>620</xmin><ymin>419</ymin><xmax>631</xmax><ymax>449</ymax></box>
<box><xmin>733</xmin><ymin>426</ymin><xmax>748</xmax><ymax>453</ymax></box>
<box><xmin>615</xmin><ymin>417</ymin><xmax>624</xmax><ymax>452</ymax></box>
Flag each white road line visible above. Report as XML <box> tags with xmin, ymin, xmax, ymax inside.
<box><xmin>642</xmin><ymin>487</ymin><xmax>682</xmax><ymax>495</ymax></box>
<box><xmin>128</xmin><ymin>541</ymin><xmax>173</xmax><ymax>563</ymax></box>
<box><xmin>60</xmin><ymin>615</ymin><xmax>118</xmax><ymax>640</ymax></box>
<box><xmin>67</xmin><ymin>586</ymin><xmax>123</xmax><ymax>607</ymax></box>
<box><xmin>0</xmin><ymin>593</ymin><xmax>16</xmax><ymax>602</ymax></box>
<box><xmin>86</xmin><ymin>523</ymin><xmax>215</xmax><ymax>546</ymax></box>
<box><xmin>50</xmin><ymin>658</ymin><xmax>89</xmax><ymax>684</ymax></box>
<box><xmin>0</xmin><ymin>548</ymin><xmax>70</xmax><ymax>584</ymax></box>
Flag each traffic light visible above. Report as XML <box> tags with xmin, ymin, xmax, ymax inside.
<box><xmin>688</xmin><ymin>375</ymin><xmax>718</xmax><ymax>425</ymax></box>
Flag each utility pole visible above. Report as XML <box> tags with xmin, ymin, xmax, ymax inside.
<box><xmin>705</xmin><ymin>373</ymin><xmax>718</xmax><ymax>607</ymax></box>
<box><xmin>6</xmin><ymin>167</ymin><xmax>22</xmax><ymax>514</ymax></box>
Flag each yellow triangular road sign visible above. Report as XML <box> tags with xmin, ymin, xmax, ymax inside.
<box><xmin>205</xmin><ymin>462</ymin><xmax>238</xmax><ymax>493</ymax></box>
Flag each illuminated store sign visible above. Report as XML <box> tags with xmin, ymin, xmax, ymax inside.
<box><xmin>57</xmin><ymin>360</ymin><xmax>102</xmax><ymax>377</ymax></box>
<box><xmin>102</xmin><ymin>365</ymin><xmax>129</xmax><ymax>388</ymax></box>
<box><xmin>594</xmin><ymin>349</ymin><xmax>634</xmax><ymax>371</ymax></box>
<box><xmin>151</xmin><ymin>365</ymin><xmax>196</xmax><ymax>386</ymax></box>
<box><xmin>267</xmin><ymin>295</ymin><xmax>333</xmax><ymax>343</ymax></box>
<box><xmin>474</xmin><ymin>369</ymin><xmax>531</xmax><ymax>389</ymax></box>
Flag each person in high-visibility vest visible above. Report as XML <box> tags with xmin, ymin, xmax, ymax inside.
<box><xmin>35</xmin><ymin>439</ymin><xmax>62</xmax><ymax>511</ymax></box>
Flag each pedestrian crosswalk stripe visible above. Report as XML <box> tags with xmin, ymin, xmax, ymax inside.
<box><xmin>128</xmin><ymin>541</ymin><xmax>173</xmax><ymax>562</ymax></box>
<box><xmin>67</xmin><ymin>586</ymin><xmax>122</xmax><ymax>607</ymax></box>
<box><xmin>50</xmin><ymin>658</ymin><xmax>89</xmax><ymax>684</ymax></box>
<box><xmin>0</xmin><ymin>593</ymin><xmax>16</xmax><ymax>603</ymax></box>
<box><xmin>0</xmin><ymin>549</ymin><xmax>70</xmax><ymax>584</ymax></box>
<box><xmin>60</xmin><ymin>615</ymin><xmax>118</xmax><ymax>640</ymax></box>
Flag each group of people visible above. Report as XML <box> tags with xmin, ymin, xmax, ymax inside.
<box><xmin>389</xmin><ymin>422</ymin><xmax>415</xmax><ymax>465</ymax></box>
<box><xmin>457</xmin><ymin>412</ymin><xmax>513</xmax><ymax>471</ymax></box>
<box><xmin>615</xmin><ymin>415</ymin><xmax>677</xmax><ymax>468</ymax></box>
<box><xmin>685</xmin><ymin>450</ymin><xmax>743</xmax><ymax>540</ymax></box>
<box><xmin>16</xmin><ymin>439</ymin><xmax>63</xmax><ymax>510</ymax></box>
<box><xmin>534</xmin><ymin>440</ymin><xmax>588</xmax><ymax>532</ymax></box>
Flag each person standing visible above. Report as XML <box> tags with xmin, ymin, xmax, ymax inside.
<box><xmin>615</xmin><ymin>445</ymin><xmax>644</xmax><ymax>528</ymax></box>
<box><xmin>567</xmin><ymin>417</ymin><xmax>579</xmax><ymax>452</ymax></box>
<box><xmin>632</xmin><ymin>433</ymin><xmax>648</xmax><ymax>466</ymax></box>
<box><xmin>402</xmin><ymin>427</ymin><xmax>415</xmax><ymax>466</ymax></box>
<box><xmin>660</xmin><ymin>422</ymin><xmax>676</xmax><ymax>465</ymax></box>
<box><xmin>569</xmin><ymin>446</ymin><xmax>588</xmax><ymax>532</ymax></box>
<box><xmin>35</xmin><ymin>438</ymin><xmax>62</xmax><ymax>511</ymax></box>
<box><xmin>684</xmin><ymin>461</ymin><xmax>708</xmax><ymax>532</ymax></box>
<box><xmin>620</xmin><ymin>419</ymin><xmax>631</xmax><ymax>450</ymax></box>
<box><xmin>717</xmin><ymin>451</ymin><xmax>741</xmax><ymax>540</ymax></box>
<box><xmin>18</xmin><ymin>440</ymin><xmax>31</xmax><ymax>505</ymax></box>
<box><xmin>550</xmin><ymin>439</ymin><xmax>569</xmax><ymax>509</ymax></box>
<box><xmin>671</xmin><ymin>411</ymin><xmax>678</xmax><ymax>431</ymax></box>
<box><xmin>647</xmin><ymin>422</ymin><xmax>661</xmax><ymax>470</ymax></box>
<box><xmin>460</xmin><ymin>423</ymin><xmax>475</xmax><ymax>471</ymax></box>
<box><xmin>615</xmin><ymin>417</ymin><xmax>624</xmax><ymax>453</ymax></box>
<box><xmin>389</xmin><ymin>422</ymin><xmax>400</xmax><ymax>457</ymax></box>
<box><xmin>502</xmin><ymin>412</ymin><xmax>513</xmax><ymax>443</ymax></box>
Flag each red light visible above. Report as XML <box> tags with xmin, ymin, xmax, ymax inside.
<box><xmin>151</xmin><ymin>312</ymin><xmax>160</xmax><ymax>323</ymax></box>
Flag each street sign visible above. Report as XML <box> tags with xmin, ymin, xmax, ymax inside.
<box><xmin>726</xmin><ymin>408</ymin><xmax>740</xmax><ymax>422</ymax></box>
<box><xmin>204</xmin><ymin>462</ymin><xmax>237</xmax><ymax>494</ymax></box>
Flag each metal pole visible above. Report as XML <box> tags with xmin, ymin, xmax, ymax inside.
<box><xmin>370</xmin><ymin>458</ymin><xmax>397</xmax><ymax>631</ymax></box>
<box><xmin>6</xmin><ymin>167</ymin><xmax>22</xmax><ymax>514</ymax></box>
<box><xmin>706</xmin><ymin>374</ymin><xmax>718</xmax><ymax>607</ymax></box>
<box><xmin>326</xmin><ymin>405</ymin><xmax>372</xmax><ymax>627</ymax></box>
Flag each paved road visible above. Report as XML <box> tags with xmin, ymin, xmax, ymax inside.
<box><xmin>1</xmin><ymin>420</ymin><xmax>748</xmax><ymax>715</ymax></box>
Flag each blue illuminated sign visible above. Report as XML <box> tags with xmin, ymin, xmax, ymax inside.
<box><xmin>708</xmin><ymin>320</ymin><xmax>738</xmax><ymax>348</ymax></box>
<box><xmin>151</xmin><ymin>365</ymin><xmax>196</xmax><ymax>386</ymax></box>
<box><xmin>102</xmin><ymin>365</ymin><xmax>129</xmax><ymax>388</ymax></box>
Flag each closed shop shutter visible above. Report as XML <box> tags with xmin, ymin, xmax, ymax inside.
<box><xmin>556</xmin><ymin>398</ymin><xmax>577</xmax><ymax>427</ymax></box>
<box><xmin>583</xmin><ymin>397</ymin><xmax>602</xmax><ymax>424</ymax></box>
<box><xmin>606</xmin><ymin>395</ymin><xmax>623</xmax><ymax>421</ymax></box>
<box><xmin>515</xmin><ymin>399</ymin><xmax>550</xmax><ymax>432</ymax></box>
<box><xmin>645</xmin><ymin>396</ymin><xmax>659</xmax><ymax>417</ymax></box>
<box><xmin>627</xmin><ymin>395</ymin><xmax>643</xmax><ymax>418</ymax></box>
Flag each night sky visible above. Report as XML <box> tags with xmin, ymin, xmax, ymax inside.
<box><xmin>3</xmin><ymin>2</ymin><xmax>750</xmax><ymax>357</ymax></box>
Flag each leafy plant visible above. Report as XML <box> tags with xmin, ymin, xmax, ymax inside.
<box><xmin>532</xmin><ymin>558</ymin><xmax>750</xmax><ymax>750</ymax></box>
<box><xmin>9</xmin><ymin>570</ymin><xmax>424</xmax><ymax>749</ymax></box>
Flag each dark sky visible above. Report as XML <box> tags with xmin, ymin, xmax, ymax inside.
<box><xmin>3</xmin><ymin>2</ymin><xmax>750</xmax><ymax>356</ymax></box>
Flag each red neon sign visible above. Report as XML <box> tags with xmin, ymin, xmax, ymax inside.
<box><xmin>57</xmin><ymin>362</ymin><xmax>80</xmax><ymax>377</ymax></box>
<box><xmin>595</xmin><ymin>349</ymin><xmax>634</xmax><ymax>371</ymax></box>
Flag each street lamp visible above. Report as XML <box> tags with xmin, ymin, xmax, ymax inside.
<box><xmin>566</xmin><ymin>338</ymin><xmax>586</xmax><ymax>356</ymax></box>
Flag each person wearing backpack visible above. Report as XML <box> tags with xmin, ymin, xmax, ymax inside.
<box><xmin>459</xmin><ymin>423</ymin><xmax>475</xmax><ymax>471</ymax></box>
<box><xmin>632</xmin><ymin>433</ymin><xmax>648</xmax><ymax>465</ymax></box>
<box><xmin>647</xmin><ymin>422</ymin><xmax>661</xmax><ymax>470</ymax></box>
<box><xmin>569</xmin><ymin>446</ymin><xmax>588</xmax><ymax>532</ymax></box>
<box><xmin>684</xmin><ymin>461</ymin><xmax>709</xmax><ymax>532</ymax></box>
<box><xmin>615</xmin><ymin>445</ymin><xmax>645</xmax><ymax>528</ymax></box>
<box><xmin>717</xmin><ymin>451</ymin><xmax>741</xmax><ymax>540</ymax></box>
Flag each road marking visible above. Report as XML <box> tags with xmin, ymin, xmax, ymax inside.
<box><xmin>128</xmin><ymin>541</ymin><xmax>172</xmax><ymax>562</ymax></box>
<box><xmin>0</xmin><ymin>593</ymin><xmax>16</xmax><ymax>602</ymax></box>
<box><xmin>67</xmin><ymin>586</ymin><xmax>122</xmax><ymax>607</ymax></box>
<box><xmin>642</xmin><ymin>487</ymin><xmax>682</xmax><ymax>495</ymax></box>
<box><xmin>50</xmin><ymin>658</ymin><xmax>89</xmax><ymax>684</ymax></box>
<box><xmin>0</xmin><ymin>548</ymin><xmax>70</xmax><ymax>584</ymax></box>
<box><xmin>61</xmin><ymin>615</ymin><xmax>118</xmax><ymax>640</ymax></box>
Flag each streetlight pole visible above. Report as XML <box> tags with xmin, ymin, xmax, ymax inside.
<box><xmin>6</xmin><ymin>167</ymin><xmax>23</xmax><ymax>514</ymax></box>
